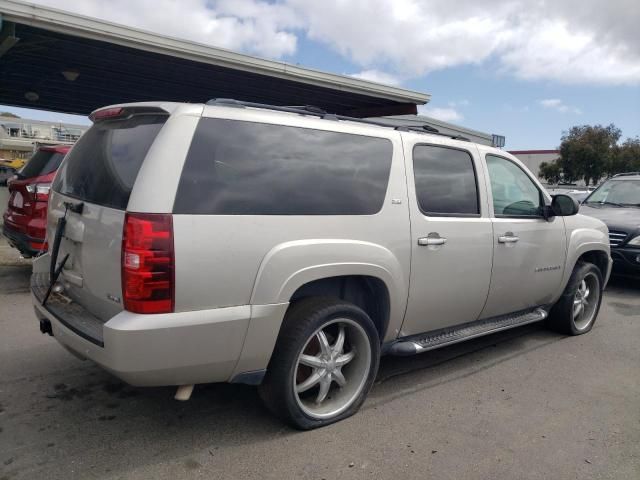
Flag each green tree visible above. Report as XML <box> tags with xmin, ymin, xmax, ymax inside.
<box><xmin>559</xmin><ymin>124</ymin><xmax>621</xmax><ymax>185</ymax></box>
<box><xmin>539</xmin><ymin>161</ymin><xmax>562</xmax><ymax>184</ymax></box>
<box><xmin>611</xmin><ymin>137</ymin><xmax>640</xmax><ymax>174</ymax></box>
<box><xmin>0</xmin><ymin>112</ymin><xmax>20</xmax><ymax>118</ymax></box>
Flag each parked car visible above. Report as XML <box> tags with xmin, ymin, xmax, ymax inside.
<box><xmin>565</xmin><ymin>188</ymin><xmax>595</xmax><ymax>204</ymax></box>
<box><xmin>31</xmin><ymin>101</ymin><xmax>611</xmax><ymax>429</ymax></box>
<box><xmin>0</xmin><ymin>164</ymin><xmax>16</xmax><ymax>185</ymax></box>
<box><xmin>546</xmin><ymin>187</ymin><xmax>595</xmax><ymax>204</ymax></box>
<box><xmin>0</xmin><ymin>157</ymin><xmax>27</xmax><ymax>170</ymax></box>
<box><xmin>2</xmin><ymin>145</ymin><xmax>70</xmax><ymax>257</ymax></box>
<box><xmin>580</xmin><ymin>172</ymin><xmax>640</xmax><ymax>276</ymax></box>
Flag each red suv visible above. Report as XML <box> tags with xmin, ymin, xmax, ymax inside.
<box><xmin>2</xmin><ymin>145</ymin><xmax>70</xmax><ymax>257</ymax></box>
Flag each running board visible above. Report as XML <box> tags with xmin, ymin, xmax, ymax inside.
<box><xmin>388</xmin><ymin>308</ymin><xmax>548</xmax><ymax>356</ymax></box>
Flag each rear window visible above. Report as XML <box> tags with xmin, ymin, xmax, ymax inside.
<box><xmin>52</xmin><ymin>114</ymin><xmax>167</xmax><ymax>210</ymax></box>
<box><xmin>20</xmin><ymin>150</ymin><xmax>66</xmax><ymax>178</ymax></box>
<box><xmin>174</xmin><ymin>118</ymin><xmax>393</xmax><ymax>215</ymax></box>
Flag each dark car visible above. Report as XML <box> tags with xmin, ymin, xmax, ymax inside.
<box><xmin>0</xmin><ymin>164</ymin><xmax>15</xmax><ymax>185</ymax></box>
<box><xmin>2</xmin><ymin>145</ymin><xmax>70</xmax><ymax>257</ymax></box>
<box><xmin>580</xmin><ymin>173</ymin><xmax>640</xmax><ymax>275</ymax></box>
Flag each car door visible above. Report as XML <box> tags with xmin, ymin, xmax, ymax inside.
<box><xmin>400</xmin><ymin>139</ymin><xmax>493</xmax><ymax>337</ymax></box>
<box><xmin>480</xmin><ymin>152</ymin><xmax>567</xmax><ymax>318</ymax></box>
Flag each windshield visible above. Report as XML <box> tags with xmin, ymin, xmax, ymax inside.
<box><xmin>585</xmin><ymin>179</ymin><xmax>640</xmax><ymax>206</ymax></box>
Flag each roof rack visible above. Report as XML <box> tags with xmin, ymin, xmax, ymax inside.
<box><xmin>612</xmin><ymin>172</ymin><xmax>640</xmax><ymax>177</ymax></box>
<box><xmin>206</xmin><ymin>98</ymin><xmax>470</xmax><ymax>142</ymax></box>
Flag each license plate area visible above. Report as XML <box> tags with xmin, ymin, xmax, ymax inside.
<box><xmin>12</xmin><ymin>191</ymin><xmax>24</xmax><ymax>208</ymax></box>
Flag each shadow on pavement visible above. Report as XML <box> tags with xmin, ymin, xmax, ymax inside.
<box><xmin>607</xmin><ymin>273</ymin><xmax>640</xmax><ymax>293</ymax></box>
<box><xmin>0</xmin><ymin>264</ymin><xmax>31</xmax><ymax>294</ymax></box>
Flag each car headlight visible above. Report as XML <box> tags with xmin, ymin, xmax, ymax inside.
<box><xmin>628</xmin><ymin>235</ymin><xmax>640</xmax><ymax>247</ymax></box>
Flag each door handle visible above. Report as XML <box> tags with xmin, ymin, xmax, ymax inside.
<box><xmin>498</xmin><ymin>233</ymin><xmax>519</xmax><ymax>243</ymax></box>
<box><xmin>418</xmin><ymin>236</ymin><xmax>447</xmax><ymax>246</ymax></box>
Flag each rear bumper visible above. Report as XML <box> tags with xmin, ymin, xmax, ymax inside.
<box><xmin>31</xmin><ymin>257</ymin><xmax>288</xmax><ymax>387</ymax></box>
<box><xmin>2</xmin><ymin>224</ymin><xmax>45</xmax><ymax>257</ymax></box>
<box><xmin>611</xmin><ymin>247</ymin><xmax>640</xmax><ymax>275</ymax></box>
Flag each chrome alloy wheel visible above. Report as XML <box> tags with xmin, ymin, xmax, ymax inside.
<box><xmin>573</xmin><ymin>272</ymin><xmax>600</xmax><ymax>331</ymax></box>
<box><xmin>293</xmin><ymin>318</ymin><xmax>372</xmax><ymax>419</ymax></box>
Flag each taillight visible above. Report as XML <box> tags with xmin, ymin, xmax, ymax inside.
<box><xmin>25</xmin><ymin>183</ymin><xmax>51</xmax><ymax>202</ymax></box>
<box><xmin>90</xmin><ymin>107</ymin><xmax>124</xmax><ymax>122</ymax></box>
<box><xmin>121</xmin><ymin>213</ymin><xmax>174</xmax><ymax>314</ymax></box>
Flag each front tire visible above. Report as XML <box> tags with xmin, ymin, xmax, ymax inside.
<box><xmin>258</xmin><ymin>297</ymin><xmax>380</xmax><ymax>430</ymax></box>
<box><xmin>547</xmin><ymin>261</ymin><xmax>603</xmax><ymax>335</ymax></box>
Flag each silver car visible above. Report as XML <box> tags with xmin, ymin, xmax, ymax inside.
<box><xmin>32</xmin><ymin>100</ymin><xmax>611</xmax><ymax>429</ymax></box>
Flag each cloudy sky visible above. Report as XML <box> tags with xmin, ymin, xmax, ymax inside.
<box><xmin>2</xmin><ymin>0</ymin><xmax>639</xmax><ymax>149</ymax></box>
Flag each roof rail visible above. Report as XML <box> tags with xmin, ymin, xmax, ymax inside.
<box><xmin>205</xmin><ymin>98</ymin><xmax>470</xmax><ymax>141</ymax></box>
<box><xmin>612</xmin><ymin>172</ymin><xmax>640</xmax><ymax>177</ymax></box>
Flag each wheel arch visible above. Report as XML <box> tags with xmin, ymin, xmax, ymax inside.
<box><xmin>232</xmin><ymin>240</ymin><xmax>408</xmax><ymax>382</ymax></box>
<box><xmin>560</xmin><ymin>241</ymin><xmax>611</xmax><ymax>297</ymax></box>
<box><xmin>577</xmin><ymin>250</ymin><xmax>610</xmax><ymax>280</ymax></box>
<box><xmin>250</xmin><ymin>239</ymin><xmax>407</xmax><ymax>341</ymax></box>
<box><xmin>288</xmin><ymin>275</ymin><xmax>391</xmax><ymax>342</ymax></box>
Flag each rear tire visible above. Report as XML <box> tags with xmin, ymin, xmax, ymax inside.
<box><xmin>258</xmin><ymin>297</ymin><xmax>380</xmax><ymax>430</ymax></box>
<box><xmin>547</xmin><ymin>261</ymin><xmax>603</xmax><ymax>335</ymax></box>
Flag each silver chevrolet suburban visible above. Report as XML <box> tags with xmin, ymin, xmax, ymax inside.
<box><xmin>31</xmin><ymin>100</ymin><xmax>611</xmax><ymax>429</ymax></box>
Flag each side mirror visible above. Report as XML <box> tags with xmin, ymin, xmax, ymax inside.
<box><xmin>551</xmin><ymin>194</ymin><xmax>580</xmax><ymax>216</ymax></box>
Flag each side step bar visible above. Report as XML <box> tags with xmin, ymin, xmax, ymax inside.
<box><xmin>388</xmin><ymin>308</ymin><xmax>548</xmax><ymax>356</ymax></box>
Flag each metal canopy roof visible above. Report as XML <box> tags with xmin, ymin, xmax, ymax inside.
<box><xmin>0</xmin><ymin>0</ymin><xmax>430</xmax><ymax>118</ymax></box>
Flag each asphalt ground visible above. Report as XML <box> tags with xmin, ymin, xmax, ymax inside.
<box><xmin>1</xmin><ymin>263</ymin><xmax>639</xmax><ymax>480</ymax></box>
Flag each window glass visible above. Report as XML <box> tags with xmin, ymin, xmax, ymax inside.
<box><xmin>486</xmin><ymin>155</ymin><xmax>542</xmax><ymax>216</ymax></box>
<box><xmin>584</xmin><ymin>179</ymin><xmax>640</xmax><ymax>206</ymax></box>
<box><xmin>413</xmin><ymin>145</ymin><xmax>479</xmax><ymax>215</ymax></box>
<box><xmin>53</xmin><ymin>115</ymin><xmax>166</xmax><ymax>210</ymax></box>
<box><xmin>173</xmin><ymin>118</ymin><xmax>393</xmax><ymax>215</ymax></box>
<box><xmin>19</xmin><ymin>150</ymin><xmax>66</xmax><ymax>178</ymax></box>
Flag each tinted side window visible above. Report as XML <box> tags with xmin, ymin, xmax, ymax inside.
<box><xmin>174</xmin><ymin>118</ymin><xmax>393</xmax><ymax>215</ymax></box>
<box><xmin>413</xmin><ymin>145</ymin><xmax>479</xmax><ymax>216</ymax></box>
<box><xmin>53</xmin><ymin>115</ymin><xmax>166</xmax><ymax>210</ymax></box>
<box><xmin>486</xmin><ymin>155</ymin><xmax>542</xmax><ymax>217</ymax></box>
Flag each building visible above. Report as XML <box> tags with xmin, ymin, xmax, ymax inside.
<box><xmin>373</xmin><ymin>115</ymin><xmax>499</xmax><ymax>146</ymax></box>
<box><xmin>509</xmin><ymin>150</ymin><xmax>560</xmax><ymax>179</ymax></box>
<box><xmin>0</xmin><ymin>115</ymin><xmax>88</xmax><ymax>160</ymax></box>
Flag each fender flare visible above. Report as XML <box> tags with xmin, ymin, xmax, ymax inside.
<box><xmin>560</xmin><ymin>228</ymin><xmax>611</xmax><ymax>294</ymax></box>
<box><xmin>250</xmin><ymin>239</ymin><xmax>408</xmax><ymax>339</ymax></box>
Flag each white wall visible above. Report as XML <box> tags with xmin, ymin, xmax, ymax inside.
<box><xmin>510</xmin><ymin>151</ymin><xmax>560</xmax><ymax>179</ymax></box>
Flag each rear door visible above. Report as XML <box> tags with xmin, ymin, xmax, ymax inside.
<box><xmin>401</xmin><ymin>139</ymin><xmax>493</xmax><ymax>336</ymax></box>
<box><xmin>48</xmin><ymin>109</ymin><xmax>169</xmax><ymax>321</ymax></box>
<box><xmin>479</xmin><ymin>152</ymin><xmax>566</xmax><ymax>318</ymax></box>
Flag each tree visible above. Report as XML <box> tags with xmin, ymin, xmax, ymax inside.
<box><xmin>610</xmin><ymin>137</ymin><xmax>640</xmax><ymax>174</ymax></box>
<box><xmin>0</xmin><ymin>112</ymin><xmax>20</xmax><ymax>118</ymax></box>
<box><xmin>559</xmin><ymin>124</ymin><xmax>621</xmax><ymax>186</ymax></box>
<box><xmin>539</xmin><ymin>161</ymin><xmax>562</xmax><ymax>184</ymax></box>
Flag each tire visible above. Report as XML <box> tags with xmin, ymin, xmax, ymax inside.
<box><xmin>546</xmin><ymin>261</ymin><xmax>603</xmax><ymax>335</ymax></box>
<box><xmin>258</xmin><ymin>297</ymin><xmax>380</xmax><ymax>430</ymax></box>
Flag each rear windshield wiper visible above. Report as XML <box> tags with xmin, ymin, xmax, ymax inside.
<box><xmin>42</xmin><ymin>201</ymin><xmax>83</xmax><ymax>306</ymax></box>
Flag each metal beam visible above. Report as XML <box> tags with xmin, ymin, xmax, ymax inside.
<box><xmin>0</xmin><ymin>0</ymin><xmax>430</xmax><ymax>106</ymax></box>
<box><xmin>0</xmin><ymin>18</ymin><xmax>19</xmax><ymax>58</ymax></box>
